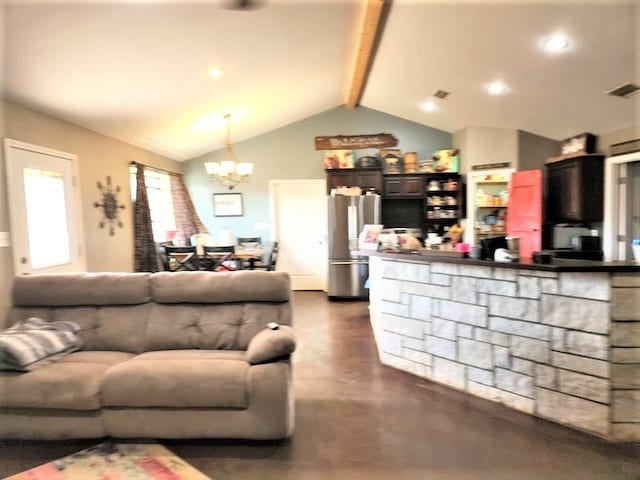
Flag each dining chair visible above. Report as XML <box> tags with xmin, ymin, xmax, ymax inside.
<box><xmin>253</xmin><ymin>241</ymin><xmax>278</xmax><ymax>271</ymax></box>
<box><xmin>202</xmin><ymin>245</ymin><xmax>238</xmax><ymax>272</ymax></box>
<box><xmin>237</xmin><ymin>236</ymin><xmax>262</xmax><ymax>269</ymax></box>
<box><xmin>190</xmin><ymin>233</ymin><xmax>215</xmax><ymax>256</ymax></box>
<box><xmin>164</xmin><ymin>245</ymin><xmax>200</xmax><ymax>271</ymax></box>
<box><xmin>156</xmin><ymin>241</ymin><xmax>174</xmax><ymax>271</ymax></box>
<box><xmin>237</xmin><ymin>236</ymin><xmax>262</xmax><ymax>248</ymax></box>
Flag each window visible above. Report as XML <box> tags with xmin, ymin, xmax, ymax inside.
<box><xmin>129</xmin><ymin>165</ymin><xmax>176</xmax><ymax>242</ymax></box>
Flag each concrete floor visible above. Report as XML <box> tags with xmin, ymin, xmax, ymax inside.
<box><xmin>1</xmin><ymin>291</ymin><xmax>639</xmax><ymax>479</ymax></box>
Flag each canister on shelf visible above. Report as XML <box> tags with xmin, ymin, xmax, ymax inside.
<box><xmin>403</xmin><ymin>152</ymin><xmax>417</xmax><ymax>173</ymax></box>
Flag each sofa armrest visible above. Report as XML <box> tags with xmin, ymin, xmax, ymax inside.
<box><xmin>246</xmin><ymin>325</ymin><xmax>296</xmax><ymax>365</ymax></box>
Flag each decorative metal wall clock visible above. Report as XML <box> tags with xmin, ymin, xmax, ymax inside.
<box><xmin>94</xmin><ymin>176</ymin><xmax>125</xmax><ymax>235</ymax></box>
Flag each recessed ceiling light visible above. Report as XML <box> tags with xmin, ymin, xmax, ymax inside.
<box><xmin>209</xmin><ymin>67</ymin><xmax>225</xmax><ymax>78</ymax></box>
<box><xmin>487</xmin><ymin>81</ymin><xmax>508</xmax><ymax>96</ymax></box>
<box><xmin>543</xmin><ymin>33</ymin><xmax>570</xmax><ymax>53</ymax></box>
<box><xmin>421</xmin><ymin>99</ymin><xmax>438</xmax><ymax>112</ymax></box>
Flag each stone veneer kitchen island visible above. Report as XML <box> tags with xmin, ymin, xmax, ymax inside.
<box><xmin>365</xmin><ymin>251</ymin><xmax>640</xmax><ymax>441</ymax></box>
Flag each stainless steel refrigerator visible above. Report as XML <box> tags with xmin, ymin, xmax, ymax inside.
<box><xmin>327</xmin><ymin>194</ymin><xmax>381</xmax><ymax>299</ymax></box>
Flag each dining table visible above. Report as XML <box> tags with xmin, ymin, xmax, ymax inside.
<box><xmin>204</xmin><ymin>247</ymin><xmax>263</xmax><ymax>270</ymax></box>
<box><xmin>165</xmin><ymin>246</ymin><xmax>264</xmax><ymax>271</ymax></box>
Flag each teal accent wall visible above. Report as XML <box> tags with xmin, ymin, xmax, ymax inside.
<box><xmin>184</xmin><ymin>105</ymin><xmax>451</xmax><ymax>242</ymax></box>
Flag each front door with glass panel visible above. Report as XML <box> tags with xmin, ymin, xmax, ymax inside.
<box><xmin>5</xmin><ymin>139</ymin><xmax>86</xmax><ymax>275</ymax></box>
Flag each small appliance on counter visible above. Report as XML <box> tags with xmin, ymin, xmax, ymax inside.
<box><xmin>550</xmin><ymin>224</ymin><xmax>603</xmax><ymax>260</ymax></box>
<box><xmin>552</xmin><ymin>225</ymin><xmax>591</xmax><ymax>249</ymax></box>
<box><xmin>480</xmin><ymin>236</ymin><xmax>508</xmax><ymax>260</ymax></box>
<box><xmin>571</xmin><ymin>235</ymin><xmax>601</xmax><ymax>251</ymax></box>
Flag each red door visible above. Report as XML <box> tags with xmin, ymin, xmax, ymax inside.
<box><xmin>506</xmin><ymin>169</ymin><xmax>542</xmax><ymax>259</ymax></box>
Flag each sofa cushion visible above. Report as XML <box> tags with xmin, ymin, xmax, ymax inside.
<box><xmin>0</xmin><ymin>351</ymin><xmax>134</xmax><ymax>410</ymax></box>
<box><xmin>144</xmin><ymin>303</ymin><xmax>292</xmax><ymax>351</ymax></box>
<box><xmin>12</xmin><ymin>273</ymin><xmax>152</xmax><ymax>306</ymax></box>
<box><xmin>246</xmin><ymin>325</ymin><xmax>296</xmax><ymax>364</ymax></box>
<box><xmin>102</xmin><ymin>350</ymin><xmax>249</xmax><ymax>409</ymax></box>
<box><xmin>145</xmin><ymin>304</ymin><xmax>243</xmax><ymax>351</ymax></box>
<box><xmin>151</xmin><ymin>271</ymin><xmax>290</xmax><ymax>304</ymax></box>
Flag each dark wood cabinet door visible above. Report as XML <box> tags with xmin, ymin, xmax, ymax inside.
<box><xmin>547</xmin><ymin>161</ymin><xmax>581</xmax><ymax>222</ymax></box>
<box><xmin>326</xmin><ymin>168</ymin><xmax>382</xmax><ymax>194</ymax></box>
<box><xmin>402</xmin><ymin>176</ymin><xmax>425</xmax><ymax>197</ymax></box>
<box><xmin>354</xmin><ymin>170</ymin><xmax>383</xmax><ymax>193</ymax></box>
<box><xmin>326</xmin><ymin>171</ymin><xmax>354</xmax><ymax>193</ymax></box>
<box><xmin>383</xmin><ymin>177</ymin><xmax>403</xmax><ymax>197</ymax></box>
<box><xmin>545</xmin><ymin>155</ymin><xmax>604</xmax><ymax>223</ymax></box>
<box><xmin>383</xmin><ymin>175</ymin><xmax>425</xmax><ymax>198</ymax></box>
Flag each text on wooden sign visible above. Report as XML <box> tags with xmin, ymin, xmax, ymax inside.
<box><xmin>315</xmin><ymin>133</ymin><xmax>398</xmax><ymax>150</ymax></box>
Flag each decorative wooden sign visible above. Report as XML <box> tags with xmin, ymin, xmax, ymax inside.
<box><xmin>471</xmin><ymin>162</ymin><xmax>511</xmax><ymax>171</ymax></box>
<box><xmin>315</xmin><ymin>133</ymin><xmax>398</xmax><ymax>150</ymax></box>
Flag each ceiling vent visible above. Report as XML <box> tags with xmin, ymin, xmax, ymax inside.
<box><xmin>433</xmin><ymin>90</ymin><xmax>450</xmax><ymax>100</ymax></box>
<box><xmin>606</xmin><ymin>82</ymin><xmax>640</xmax><ymax>98</ymax></box>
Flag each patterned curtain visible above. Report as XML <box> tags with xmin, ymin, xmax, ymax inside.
<box><xmin>133</xmin><ymin>165</ymin><xmax>159</xmax><ymax>272</ymax></box>
<box><xmin>170</xmin><ymin>173</ymin><xmax>206</xmax><ymax>247</ymax></box>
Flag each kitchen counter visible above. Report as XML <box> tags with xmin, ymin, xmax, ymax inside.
<box><xmin>361</xmin><ymin>249</ymin><xmax>640</xmax><ymax>272</ymax></box>
<box><xmin>364</xmin><ymin>252</ymin><xmax>640</xmax><ymax>441</ymax></box>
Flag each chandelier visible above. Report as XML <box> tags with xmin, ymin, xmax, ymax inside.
<box><xmin>204</xmin><ymin>114</ymin><xmax>253</xmax><ymax>190</ymax></box>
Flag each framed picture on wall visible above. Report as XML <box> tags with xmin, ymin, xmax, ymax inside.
<box><xmin>213</xmin><ymin>193</ymin><xmax>243</xmax><ymax>217</ymax></box>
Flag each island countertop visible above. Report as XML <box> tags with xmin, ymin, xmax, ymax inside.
<box><xmin>358</xmin><ymin>249</ymin><xmax>640</xmax><ymax>273</ymax></box>
<box><xmin>365</xmin><ymin>253</ymin><xmax>640</xmax><ymax>441</ymax></box>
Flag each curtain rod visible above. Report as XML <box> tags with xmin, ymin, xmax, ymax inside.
<box><xmin>129</xmin><ymin>161</ymin><xmax>182</xmax><ymax>176</ymax></box>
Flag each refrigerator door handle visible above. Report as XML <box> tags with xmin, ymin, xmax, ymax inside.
<box><xmin>347</xmin><ymin>205</ymin><xmax>358</xmax><ymax>249</ymax></box>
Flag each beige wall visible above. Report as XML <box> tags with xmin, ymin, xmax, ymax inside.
<box><xmin>1</xmin><ymin>99</ymin><xmax>181</xmax><ymax>324</ymax></box>
<box><xmin>597</xmin><ymin>126</ymin><xmax>640</xmax><ymax>155</ymax></box>
<box><xmin>453</xmin><ymin>127</ymin><xmax>519</xmax><ymax>175</ymax></box>
<box><xmin>517</xmin><ymin>130</ymin><xmax>560</xmax><ymax>171</ymax></box>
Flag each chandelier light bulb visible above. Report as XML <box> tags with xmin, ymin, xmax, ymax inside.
<box><xmin>203</xmin><ymin>113</ymin><xmax>254</xmax><ymax>189</ymax></box>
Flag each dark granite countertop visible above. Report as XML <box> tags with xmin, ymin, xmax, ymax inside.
<box><xmin>359</xmin><ymin>250</ymin><xmax>640</xmax><ymax>273</ymax></box>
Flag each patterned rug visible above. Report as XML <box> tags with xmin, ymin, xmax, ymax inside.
<box><xmin>4</xmin><ymin>442</ymin><xmax>211</xmax><ymax>480</ymax></box>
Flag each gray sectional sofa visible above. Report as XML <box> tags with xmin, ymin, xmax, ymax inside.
<box><xmin>0</xmin><ymin>271</ymin><xmax>295</xmax><ymax>440</ymax></box>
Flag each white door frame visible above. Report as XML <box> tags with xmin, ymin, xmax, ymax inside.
<box><xmin>464</xmin><ymin>167</ymin><xmax>514</xmax><ymax>246</ymax></box>
<box><xmin>268</xmin><ymin>179</ymin><xmax>327</xmax><ymax>291</ymax></box>
<box><xmin>603</xmin><ymin>151</ymin><xmax>640</xmax><ymax>261</ymax></box>
<box><xmin>4</xmin><ymin>138</ymin><xmax>86</xmax><ymax>274</ymax></box>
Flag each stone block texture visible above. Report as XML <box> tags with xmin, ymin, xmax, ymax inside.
<box><xmin>370</xmin><ymin>258</ymin><xmax>640</xmax><ymax>440</ymax></box>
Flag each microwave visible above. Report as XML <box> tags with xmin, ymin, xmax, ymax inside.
<box><xmin>552</xmin><ymin>226</ymin><xmax>590</xmax><ymax>249</ymax></box>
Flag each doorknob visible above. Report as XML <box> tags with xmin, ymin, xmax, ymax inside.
<box><xmin>20</xmin><ymin>257</ymin><xmax>27</xmax><ymax>264</ymax></box>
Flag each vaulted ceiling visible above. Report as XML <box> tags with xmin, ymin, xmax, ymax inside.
<box><xmin>2</xmin><ymin>0</ymin><xmax>638</xmax><ymax>160</ymax></box>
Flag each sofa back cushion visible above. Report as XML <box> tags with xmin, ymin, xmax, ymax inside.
<box><xmin>150</xmin><ymin>271</ymin><xmax>290</xmax><ymax>304</ymax></box>
<box><xmin>12</xmin><ymin>272</ymin><xmax>152</xmax><ymax>306</ymax></box>
<box><xmin>7</xmin><ymin>271</ymin><xmax>291</xmax><ymax>353</ymax></box>
<box><xmin>147</xmin><ymin>271</ymin><xmax>291</xmax><ymax>350</ymax></box>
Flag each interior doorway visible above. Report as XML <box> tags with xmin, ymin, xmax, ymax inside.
<box><xmin>603</xmin><ymin>152</ymin><xmax>640</xmax><ymax>261</ymax></box>
<box><xmin>4</xmin><ymin>139</ymin><xmax>86</xmax><ymax>275</ymax></box>
<box><xmin>269</xmin><ymin>179</ymin><xmax>327</xmax><ymax>291</ymax></box>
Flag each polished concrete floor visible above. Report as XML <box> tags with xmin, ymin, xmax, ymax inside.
<box><xmin>1</xmin><ymin>291</ymin><xmax>640</xmax><ymax>479</ymax></box>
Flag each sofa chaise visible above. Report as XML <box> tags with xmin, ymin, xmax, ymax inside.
<box><xmin>0</xmin><ymin>271</ymin><xmax>295</xmax><ymax>440</ymax></box>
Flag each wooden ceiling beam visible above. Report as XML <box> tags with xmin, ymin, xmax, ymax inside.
<box><xmin>346</xmin><ymin>0</ymin><xmax>388</xmax><ymax>109</ymax></box>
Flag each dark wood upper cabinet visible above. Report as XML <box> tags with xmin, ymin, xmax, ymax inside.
<box><xmin>383</xmin><ymin>175</ymin><xmax>425</xmax><ymax>198</ymax></box>
<box><xmin>325</xmin><ymin>168</ymin><xmax>382</xmax><ymax>194</ymax></box>
<box><xmin>545</xmin><ymin>155</ymin><xmax>604</xmax><ymax>223</ymax></box>
<box><xmin>354</xmin><ymin>170</ymin><xmax>383</xmax><ymax>192</ymax></box>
